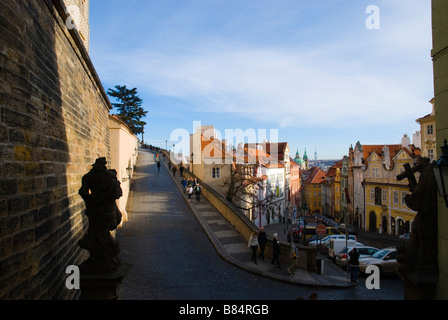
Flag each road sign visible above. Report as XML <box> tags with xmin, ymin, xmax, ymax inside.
<box><xmin>315</xmin><ymin>224</ymin><xmax>327</xmax><ymax>236</ymax></box>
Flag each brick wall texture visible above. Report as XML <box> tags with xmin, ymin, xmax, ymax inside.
<box><xmin>0</xmin><ymin>0</ymin><xmax>111</xmax><ymax>299</ymax></box>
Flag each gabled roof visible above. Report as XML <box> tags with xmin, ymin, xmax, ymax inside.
<box><xmin>304</xmin><ymin>167</ymin><xmax>326</xmax><ymax>184</ymax></box>
<box><xmin>244</xmin><ymin>142</ymin><xmax>289</xmax><ymax>161</ymax></box>
<box><xmin>243</xmin><ymin>147</ymin><xmax>284</xmax><ymax>169</ymax></box>
<box><xmin>200</xmin><ymin>135</ymin><xmax>234</xmax><ymax>160</ymax></box>
<box><xmin>362</xmin><ymin>144</ymin><xmax>421</xmax><ymax>169</ymax></box>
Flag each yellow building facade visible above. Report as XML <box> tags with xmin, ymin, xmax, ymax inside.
<box><xmin>364</xmin><ymin>145</ymin><xmax>420</xmax><ymax>235</ymax></box>
<box><xmin>416</xmin><ymin>99</ymin><xmax>437</xmax><ymax>161</ymax></box>
<box><xmin>303</xmin><ymin>167</ymin><xmax>325</xmax><ymax>215</ymax></box>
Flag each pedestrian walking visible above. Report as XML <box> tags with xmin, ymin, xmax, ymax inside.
<box><xmin>248</xmin><ymin>231</ymin><xmax>259</xmax><ymax>264</ymax></box>
<box><xmin>157</xmin><ymin>161</ymin><xmax>161</xmax><ymax>172</ymax></box>
<box><xmin>172</xmin><ymin>166</ymin><xmax>177</xmax><ymax>177</ymax></box>
<box><xmin>258</xmin><ymin>227</ymin><xmax>267</xmax><ymax>261</ymax></box>
<box><xmin>287</xmin><ymin>241</ymin><xmax>298</xmax><ymax>274</ymax></box>
<box><xmin>179</xmin><ymin>163</ymin><xmax>185</xmax><ymax>177</ymax></box>
<box><xmin>181</xmin><ymin>178</ymin><xmax>187</xmax><ymax>193</ymax></box>
<box><xmin>271</xmin><ymin>233</ymin><xmax>281</xmax><ymax>268</ymax></box>
<box><xmin>349</xmin><ymin>247</ymin><xmax>360</xmax><ymax>283</ymax></box>
<box><xmin>195</xmin><ymin>183</ymin><xmax>201</xmax><ymax>202</ymax></box>
<box><xmin>186</xmin><ymin>185</ymin><xmax>193</xmax><ymax>202</ymax></box>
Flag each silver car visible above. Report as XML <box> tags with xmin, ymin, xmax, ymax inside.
<box><xmin>359</xmin><ymin>248</ymin><xmax>399</xmax><ymax>274</ymax></box>
<box><xmin>308</xmin><ymin>234</ymin><xmax>357</xmax><ymax>247</ymax></box>
<box><xmin>335</xmin><ymin>245</ymin><xmax>379</xmax><ymax>267</ymax></box>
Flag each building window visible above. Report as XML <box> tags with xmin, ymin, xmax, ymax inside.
<box><xmin>382</xmin><ymin>189</ymin><xmax>387</xmax><ymax>203</ymax></box>
<box><xmin>212</xmin><ymin>167</ymin><xmax>220</xmax><ymax>178</ymax></box>
<box><xmin>427</xmin><ymin>124</ymin><xmax>433</xmax><ymax>135</ymax></box>
<box><xmin>401</xmin><ymin>192</ymin><xmax>407</xmax><ymax>206</ymax></box>
<box><xmin>393</xmin><ymin>191</ymin><xmax>399</xmax><ymax>204</ymax></box>
<box><xmin>370</xmin><ymin>188</ymin><xmax>375</xmax><ymax>201</ymax></box>
<box><xmin>428</xmin><ymin>149</ymin><xmax>434</xmax><ymax>161</ymax></box>
<box><xmin>374</xmin><ymin>187</ymin><xmax>382</xmax><ymax>206</ymax></box>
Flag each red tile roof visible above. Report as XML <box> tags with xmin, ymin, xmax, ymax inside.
<box><xmin>304</xmin><ymin>167</ymin><xmax>326</xmax><ymax>184</ymax></box>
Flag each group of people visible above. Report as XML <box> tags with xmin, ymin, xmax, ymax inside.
<box><xmin>182</xmin><ymin>177</ymin><xmax>201</xmax><ymax>203</ymax></box>
<box><xmin>248</xmin><ymin>228</ymin><xmax>301</xmax><ymax>275</ymax></box>
<box><xmin>155</xmin><ymin>153</ymin><xmax>202</xmax><ymax>203</ymax></box>
<box><xmin>247</xmin><ymin>228</ymin><xmax>283</xmax><ymax>268</ymax></box>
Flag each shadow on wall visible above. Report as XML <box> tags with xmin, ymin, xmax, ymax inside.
<box><xmin>0</xmin><ymin>0</ymin><xmax>110</xmax><ymax>299</ymax></box>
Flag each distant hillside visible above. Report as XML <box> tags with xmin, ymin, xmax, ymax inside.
<box><xmin>308</xmin><ymin>159</ymin><xmax>340</xmax><ymax>171</ymax></box>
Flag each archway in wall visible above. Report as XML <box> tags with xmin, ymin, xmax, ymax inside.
<box><xmin>369</xmin><ymin>211</ymin><xmax>377</xmax><ymax>232</ymax></box>
<box><xmin>397</xmin><ymin>219</ymin><xmax>405</xmax><ymax>235</ymax></box>
<box><xmin>390</xmin><ymin>217</ymin><xmax>396</xmax><ymax>235</ymax></box>
<box><xmin>382</xmin><ymin>216</ymin><xmax>388</xmax><ymax>234</ymax></box>
<box><xmin>405</xmin><ymin>221</ymin><xmax>411</xmax><ymax>233</ymax></box>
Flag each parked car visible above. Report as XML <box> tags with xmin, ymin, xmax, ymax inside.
<box><xmin>359</xmin><ymin>247</ymin><xmax>399</xmax><ymax>274</ymax></box>
<box><xmin>307</xmin><ymin>234</ymin><xmax>357</xmax><ymax>247</ymax></box>
<box><xmin>399</xmin><ymin>232</ymin><xmax>411</xmax><ymax>245</ymax></box>
<box><xmin>328</xmin><ymin>239</ymin><xmax>362</xmax><ymax>259</ymax></box>
<box><xmin>335</xmin><ymin>245</ymin><xmax>380</xmax><ymax>267</ymax></box>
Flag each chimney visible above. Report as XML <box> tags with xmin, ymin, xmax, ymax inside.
<box><xmin>402</xmin><ymin>134</ymin><xmax>410</xmax><ymax>149</ymax></box>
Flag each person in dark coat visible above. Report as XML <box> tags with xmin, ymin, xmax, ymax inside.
<box><xmin>179</xmin><ymin>163</ymin><xmax>185</xmax><ymax>177</ymax></box>
<box><xmin>195</xmin><ymin>183</ymin><xmax>201</xmax><ymax>202</ymax></box>
<box><xmin>258</xmin><ymin>227</ymin><xmax>267</xmax><ymax>261</ymax></box>
<box><xmin>271</xmin><ymin>233</ymin><xmax>281</xmax><ymax>268</ymax></box>
<box><xmin>349</xmin><ymin>247</ymin><xmax>360</xmax><ymax>282</ymax></box>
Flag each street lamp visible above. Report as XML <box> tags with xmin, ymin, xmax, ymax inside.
<box><xmin>432</xmin><ymin>139</ymin><xmax>448</xmax><ymax>207</ymax></box>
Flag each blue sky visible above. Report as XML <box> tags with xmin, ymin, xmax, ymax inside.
<box><xmin>89</xmin><ymin>0</ymin><xmax>433</xmax><ymax>160</ymax></box>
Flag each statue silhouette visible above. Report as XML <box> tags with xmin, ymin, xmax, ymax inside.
<box><xmin>78</xmin><ymin>157</ymin><xmax>123</xmax><ymax>273</ymax></box>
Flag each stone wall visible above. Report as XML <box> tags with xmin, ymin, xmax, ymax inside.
<box><xmin>432</xmin><ymin>0</ymin><xmax>448</xmax><ymax>300</ymax></box>
<box><xmin>0</xmin><ymin>0</ymin><xmax>111</xmax><ymax>299</ymax></box>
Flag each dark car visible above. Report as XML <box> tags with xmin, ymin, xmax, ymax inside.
<box><xmin>337</xmin><ymin>223</ymin><xmax>358</xmax><ymax>235</ymax></box>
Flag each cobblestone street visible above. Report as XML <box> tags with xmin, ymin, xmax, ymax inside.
<box><xmin>117</xmin><ymin>149</ymin><xmax>404</xmax><ymax>300</ymax></box>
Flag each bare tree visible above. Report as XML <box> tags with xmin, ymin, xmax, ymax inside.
<box><xmin>223</xmin><ymin>164</ymin><xmax>277</xmax><ymax>220</ymax></box>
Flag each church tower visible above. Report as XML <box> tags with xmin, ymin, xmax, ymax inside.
<box><xmin>63</xmin><ymin>0</ymin><xmax>90</xmax><ymax>52</ymax></box>
<box><xmin>303</xmin><ymin>148</ymin><xmax>309</xmax><ymax>169</ymax></box>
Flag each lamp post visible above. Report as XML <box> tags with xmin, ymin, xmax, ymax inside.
<box><xmin>432</xmin><ymin>139</ymin><xmax>448</xmax><ymax>207</ymax></box>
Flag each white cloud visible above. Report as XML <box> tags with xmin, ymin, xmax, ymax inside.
<box><xmin>96</xmin><ymin>39</ymin><xmax>432</xmax><ymax>128</ymax></box>
<box><xmin>92</xmin><ymin>0</ymin><xmax>433</xmax><ymax>133</ymax></box>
